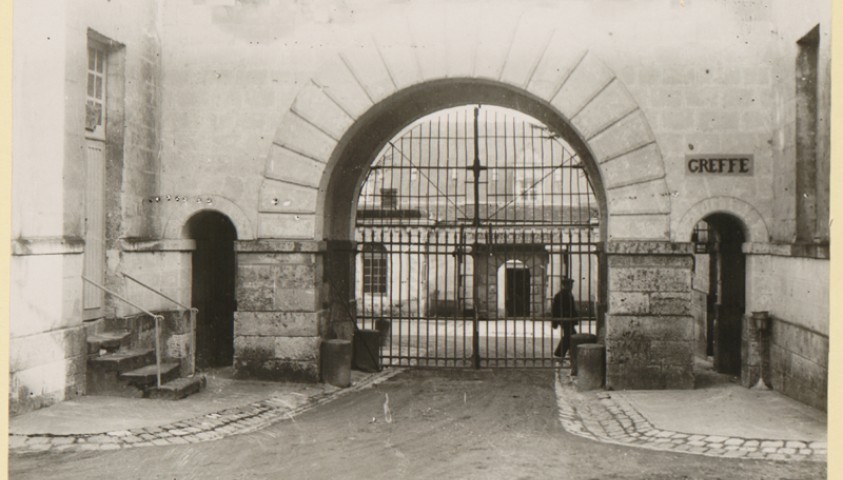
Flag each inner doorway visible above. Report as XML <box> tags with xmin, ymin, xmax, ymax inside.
<box><xmin>694</xmin><ymin>214</ymin><xmax>746</xmax><ymax>376</ymax></box>
<box><xmin>188</xmin><ymin>211</ymin><xmax>237</xmax><ymax>369</ymax></box>
<box><xmin>505</xmin><ymin>266</ymin><xmax>531</xmax><ymax>317</ymax></box>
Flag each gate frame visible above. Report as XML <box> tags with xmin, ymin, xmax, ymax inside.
<box><xmin>318</xmin><ymin>80</ymin><xmax>610</xmax><ymax>349</ymax></box>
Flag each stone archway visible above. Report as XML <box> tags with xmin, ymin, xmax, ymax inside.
<box><xmin>239</xmin><ymin>24</ymin><xmax>703</xmax><ymax>389</ymax></box>
<box><xmin>259</xmin><ymin>44</ymin><xmax>670</xmax><ymax>242</ymax></box>
<box><xmin>674</xmin><ymin>197</ymin><xmax>770</xmax><ymax>244</ymax></box>
<box><xmin>163</xmin><ymin>196</ymin><xmax>254</xmax><ymax>241</ymax></box>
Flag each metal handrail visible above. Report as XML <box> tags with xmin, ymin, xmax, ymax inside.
<box><xmin>122</xmin><ymin>273</ymin><xmax>192</xmax><ymax>311</ymax></box>
<box><xmin>82</xmin><ymin>276</ymin><xmax>164</xmax><ymax>387</ymax></box>
<box><xmin>121</xmin><ymin>272</ymin><xmax>198</xmax><ymax>377</ymax></box>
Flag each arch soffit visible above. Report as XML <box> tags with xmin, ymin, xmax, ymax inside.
<box><xmin>261</xmin><ymin>22</ymin><xmax>671</xmax><ymax>241</ymax></box>
<box><xmin>673</xmin><ymin>197</ymin><xmax>770</xmax><ymax>244</ymax></box>
<box><xmin>163</xmin><ymin>195</ymin><xmax>255</xmax><ymax>240</ymax></box>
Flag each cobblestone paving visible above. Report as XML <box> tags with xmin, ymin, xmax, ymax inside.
<box><xmin>10</xmin><ymin>368</ymin><xmax>827</xmax><ymax>463</ymax></box>
<box><xmin>9</xmin><ymin>369</ymin><xmax>404</xmax><ymax>455</ymax></box>
<box><xmin>554</xmin><ymin>372</ymin><xmax>826</xmax><ymax>463</ymax></box>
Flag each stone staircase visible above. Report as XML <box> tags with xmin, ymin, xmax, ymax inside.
<box><xmin>86</xmin><ymin>329</ymin><xmax>205</xmax><ymax>400</ymax></box>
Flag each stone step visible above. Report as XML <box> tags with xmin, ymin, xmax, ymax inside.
<box><xmin>87</xmin><ymin>330</ymin><xmax>131</xmax><ymax>355</ymax></box>
<box><xmin>86</xmin><ymin>349</ymin><xmax>156</xmax><ymax>398</ymax></box>
<box><xmin>147</xmin><ymin>375</ymin><xmax>207</xmax><ymax>400</ymax></box>
<box><xmin>120</xmin><ymin>362</ymin><xmax>181</xmax><ymax>388</ymax></box>
<box><xmin>88</xmin><ymin>349</ymin><xmax>155</xmax><ymax>374</ymax></box>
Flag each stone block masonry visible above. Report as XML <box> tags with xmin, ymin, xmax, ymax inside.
<box><xmin>743</xmin><ymin>250</ymin><xmax>828</xmax><ymax>410</ymax></box>
<box><xmin>769</xmin><ymin>319</ymin><xmax>828</xmax><ymax>411</ymax></box>
<box><xmin>605</xmin><ymin>241</ymin><xmax>695</xmax><ymax>390</ymax></box>
<box><xmin>233</xmin><ymin>240</ymin><xmax>328</xmax><ymax>382</ymax></box>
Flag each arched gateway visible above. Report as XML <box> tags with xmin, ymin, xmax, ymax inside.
<box><xmin>235</xmin><ymin>33</ymin><xmax>696</xmax><ymax>388</ymax></box>
<box><xmin>353</xmin><ymin>104</ymin><xmax>601</xmax><ymax>368</ymax></box>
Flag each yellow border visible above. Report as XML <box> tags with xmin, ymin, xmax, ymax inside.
<box><xmin>1</xmin><ymin>0</ymin><xmax>12</xmax><ymax>477</ymax></box>
<box><xmin>0</xmin><ymin>3</ymin><xmax>837</xmax><ymax>480</ymax></box>
<box><xmin>828</xmin><ymin>0</ymin><xmax>841</xmax><ymax>478</ymax></box>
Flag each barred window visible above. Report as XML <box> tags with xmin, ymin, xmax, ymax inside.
<box><xmin>362</xmin><ymin>243</ymin><xmax>388</xmax><ymax>294</ymax></box>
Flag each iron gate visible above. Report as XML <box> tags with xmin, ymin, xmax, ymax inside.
<box><xmin>354</xmin><ymin>105</ymin><xmax>600</xmax><ymax>368</ymax></box>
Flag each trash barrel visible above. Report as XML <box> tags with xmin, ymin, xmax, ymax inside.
<box><xmin>353</xmin><ymin>329</ymin><xmax>381</xmax><ymax>372</ymax></box>
<box><xmin>321</xmin><ymin>339</ymin><xmax>352</xmax><ymax>388</ymax></box>
<box><xmin>570</xmin><ymin>333</ymin><xmax>598</xmax><ymax>375</ymax></box>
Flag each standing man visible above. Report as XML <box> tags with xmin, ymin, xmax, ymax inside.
<box><xmin>552</xmin><ymin>278</ymin><xmax>578</xmax><ymax>359</ymax></box>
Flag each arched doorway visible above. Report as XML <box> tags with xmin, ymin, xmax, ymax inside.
<box><xmin>187</xmin><ymin>211</ymin><xmax>237</xmax><ymax>369</ymax></box>
<box><xmin>352</xmin><ymin>104</ymin><xmax>600</xmax><ymax>368</ymax></box>
<box><xmin>692</xmin><ymin>213</ymin><xmax>746</xmax><ymax>376</ymax></box>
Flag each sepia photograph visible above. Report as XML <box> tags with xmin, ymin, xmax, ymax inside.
<box><xmin>5</xmin><ymin>0</ymin><xmax>832</xmax><ymax>478</ymax></box>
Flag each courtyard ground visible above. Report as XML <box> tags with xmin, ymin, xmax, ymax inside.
<box><xmin>8</xmin><ymin>368</ymin><xmax>826</xmax><ymax>480</ymax></box>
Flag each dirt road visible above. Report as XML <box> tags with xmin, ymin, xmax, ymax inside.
<box><xmin>10</xmin><ymin>369</ymin><xmax>825</xmax><ymax>479</ymax></box>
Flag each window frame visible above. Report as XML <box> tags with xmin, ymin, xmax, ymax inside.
<box><xmin>362</xmin><ymin>243</ymin><xmax>389</xmax><ymax>295</ymax></box>
<box><xmin>85</xmin><ymin>39</ymin><xmax>108</xmax><ymax>140</ymax></box>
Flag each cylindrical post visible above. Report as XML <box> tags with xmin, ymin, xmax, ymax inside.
<box><xmin>190</xmin><ymin>308</ymin><xmax>197</xmax><ymax>377</ymax></box>
<box><xmin>576</xmin><ymin>343</ymin><xmax>605</xmax><ymax>391</ymax></box>
<box><xmin>322</xmin><ymin>339</ymin><xmax>353</xmax><ymax>387</ymax></box>
<box><xmin>569</xmin><ymin>333</ymin><xmax>598</xmax><ymax>375</ymax></box>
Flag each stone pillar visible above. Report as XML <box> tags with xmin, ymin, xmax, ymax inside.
<box><xmin>233</xmin><ymin>240</ymin><xmax>328</xmax><ymax>382</ymax></box>
<box><xmin>605</xmin><ymin>241</ymin><xmax>695</xmax><ymax>389</ymax></box>
<box><xmin>324</xmin><ymin>240</ymin><xmax>357</xmax><ymax>340</ymax></box>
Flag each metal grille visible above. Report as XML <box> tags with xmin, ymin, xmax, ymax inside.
<box><xmin>355</xmin><ymin>105</ymin><xmax>600</xmax><ymax>368</ymax></box>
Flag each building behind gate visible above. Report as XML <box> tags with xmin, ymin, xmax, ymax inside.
<box><xmin>10</xmin><ymin>0</ymin><xmax>831</xmax><ymax>414</ymax></box>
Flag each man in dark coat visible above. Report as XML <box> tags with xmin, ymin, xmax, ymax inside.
<box><xmin>552</xmin><ymin>278</ymin><xmax>577</xmax><ymax>359</ymax></box>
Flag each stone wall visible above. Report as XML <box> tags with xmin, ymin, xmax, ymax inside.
<box><xmin>605</xmin><ymin>241</ymin><xmax>695</xmax><ymax>389</ymax></box>
<box><xmin>233</xmin><ymin>240</ymin><xmax>327</xmax><ymax>382</ymax></box>
<box><xmin>690</xmin><ymin>253</ymin><xmax>711</xmax><ymax>358</ymax></box>
<box><xmin>744</xmin><ymin>245</ymin><xmax>828</xmax><ymax>410</ymax></box>
<box><xmin>10</xmin><ymin>0</ymin><xmax>162</xmax><ymax>414</ymax></box>
<box><xmin>767</xmin><ymin>0</ymin><xmax>831</xmax><ymax>244</ymax></box>
<box><xmin>768</xmin><ymin>319</ymin><xmax>828</xmax><ymax>411</ymax></box>
<box><xmin>9</xmin><ymin>252</ymin><xmax>87</xmax><ymax>415</ymax></box>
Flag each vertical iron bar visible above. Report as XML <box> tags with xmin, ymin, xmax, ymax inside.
<box><xmin>471</xmin><ymin>106</ymin><xmax>481</xmax><ymax>368</ymax></box>
<box><xmin>154</xmin><ymin>315</ymin><xmax>162</xmax><ymax>388</ymax></box>
<box><xmin>389</xmin><ymin>228</ymin><xmax>397</xmax><ymax>364</ymax></box>
<box><xmin>522</xmin><ymin>119</ymin><xmax>529</xmax><ymax>366</ymax></box>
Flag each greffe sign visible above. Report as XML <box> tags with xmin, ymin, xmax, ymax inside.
<box><xmin>686</xmin><ymin>154</ymin><xmax>753</xmax><ymax>175</ymax></box>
